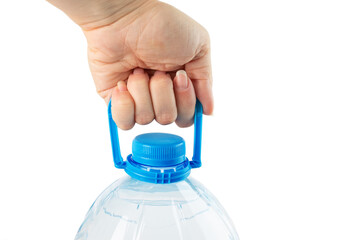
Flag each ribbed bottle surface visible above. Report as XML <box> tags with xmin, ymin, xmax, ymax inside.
<box><xmin>75</xmin><ymin>176</ymin><xmax>240</xmax><ymax>240</ymax></box>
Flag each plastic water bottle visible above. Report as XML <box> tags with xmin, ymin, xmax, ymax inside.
<box><xmin>75</xmin><ymin>100</ymin><xmax>239</xmax><ymax>240</ymax></box>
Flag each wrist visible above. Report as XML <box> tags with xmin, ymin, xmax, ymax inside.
<box><xmin>48</xmin><ymin>0</ymin><xmax>156</xmax><ymax>30</ymax></box>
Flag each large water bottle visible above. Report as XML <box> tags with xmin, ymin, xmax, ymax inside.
<box><xmin>75</xmin><ymin>100</ymin><xmax>239</xmax><ymax>240</ymax></box>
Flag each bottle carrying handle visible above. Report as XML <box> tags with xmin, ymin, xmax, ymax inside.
<box><xmin>108</xmin><ymin>99</ymin><xmax>203</xmax><ymax>169</ymax></box>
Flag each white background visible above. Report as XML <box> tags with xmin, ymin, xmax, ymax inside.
<box><xmin>0</xmin><ymin>0</ymin><xmax>359</xmax><ymax>239</ymax></box>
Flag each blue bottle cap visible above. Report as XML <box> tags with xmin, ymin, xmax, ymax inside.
<box><xmin>132</xmin><ymin>133</ymin><xmax>186</xmax><ymax>167</ymax></box>
<box><xmin>125</xmin><ymin>133</ymin><xmax>191</xmax><ymax>184</ymax></box>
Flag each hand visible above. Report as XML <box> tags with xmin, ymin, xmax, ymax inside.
<box><xmin>82</xmin><ymin>0</ymin><xmax>213</xmax><ymax>129</ymax></box>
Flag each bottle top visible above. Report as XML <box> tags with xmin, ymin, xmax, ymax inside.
<box><xmin>132</xmin><ymin>133</ymin><xmax>186</xmax><ymax>167</ymax></box>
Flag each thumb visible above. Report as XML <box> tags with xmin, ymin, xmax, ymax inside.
<box><xmin>185</xmin><ymin>50</ymin><xmax>214</xmax><ymax>115</ymax></box>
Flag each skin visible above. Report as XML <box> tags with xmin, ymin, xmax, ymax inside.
<box><xmin>47</xmin><ymin>0</ymin><xmax>213</xmax><ymax>130</ymax></box>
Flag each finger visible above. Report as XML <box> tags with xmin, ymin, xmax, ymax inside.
<box><xmin>111</xmin><ymin>81</ymin><xmax>135</xmax><ymax>130</ymax></box>
<box><xmin>173</xmin><ymin>70</ymin><xmax>196</xmax><ymax>127</ymax></box>
<box><xmin>185</xmin><ymin>49</ymin><xmax>214</xmax><ymax>115</ymax></box>
<box><xmin>127</xmin><ymin>68</ymin><xmax>154</xmax><ymax>125</ymax></box>
<box><xmin>149</xmin><ymin>71</ymin><xmax>177</xmax><ymax>125</ymax></box>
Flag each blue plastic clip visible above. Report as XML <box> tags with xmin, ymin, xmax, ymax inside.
<box><xmin>107</xmin><ymin>101</ymin><xmax>126</xmax><ymax>169</ymax></box>
<box><xmin>190</xmin><ymin>100</ymin><xmax>202</xmax><ymax>168</ymax></box>
<box><xmin>107</xmin><ymin>99</ymin><xmax>203</xmax><ymax>169</ymax></box>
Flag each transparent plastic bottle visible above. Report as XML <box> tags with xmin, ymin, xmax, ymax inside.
<box><xmin>75</xmin><ymin>176</ymin><xmax>239</xmax><ymax>240</ymax></box>
<box><xmin>75</xmin><ymin>100</ymin><xmax>239</xmax><ymax>239</ymax></box>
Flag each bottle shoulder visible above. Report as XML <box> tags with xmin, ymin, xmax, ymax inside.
<box><xmin>92</xmin><ymin>176</ymin><xmax>221</xmax><ymax>207</ymax></box>
<box><xmin>77</xmin><ymin>176</ymin><xmax>239</xmax><ymax>240</ymax></box>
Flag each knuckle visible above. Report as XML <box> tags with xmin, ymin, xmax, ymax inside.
<box><xmin>136</xmin><ymin>112</ymin><xmax>154</xmax><ymax>125</ymax></box>
<box><xmin>117</xmin><ymin>123</ymin><xmax>134</xmax><ymax>130</ymax></box>
<box><xmin>114</xmin><ymin>118</ymin><xmax>134</xmax><ymax>130</ymax></box>
<box><xmin>156</xmin><ymin>112</ymin><xmax>177</xmax><ymax>125</ymax></box>
<box><xmin>175</xmin><ymin>119</ymin><xmax>194</xmax><ymax>128</ymax></box>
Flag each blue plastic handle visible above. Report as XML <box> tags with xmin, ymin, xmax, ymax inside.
<box><xmin>108</xmin><ymin>99</ymin><xmax>203</xmax><ymax>169</ymax></box>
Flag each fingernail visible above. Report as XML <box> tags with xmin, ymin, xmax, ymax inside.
<box><xmin>117</xmin><ymin>81</ymin><xmax>127</xmax><ymax>92</ymax></box>
<box><xmin>133</xmin><ymin>68</ymin><xmax>144</xmax><ymax>75</ymax></box>
<box><xmin>175</xmin><ymin>70</ymin><xmax>188</xmax><ymax>90</ymax></box>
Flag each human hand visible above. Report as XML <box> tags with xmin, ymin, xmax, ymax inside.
<box><xmin>49</xmin><ymin>0</ymin><xmax>213</xmax><ymax>129</ymax></box>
